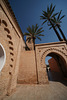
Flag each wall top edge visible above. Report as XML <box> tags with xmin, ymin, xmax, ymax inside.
<box><xmin>35</xmin><ymin>41</ymin><xmax>66</xmax><ymax>47</ymax></box>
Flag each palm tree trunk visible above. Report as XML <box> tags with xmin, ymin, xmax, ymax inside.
<box><xmin>49</xmin><ymin>19</ymin><xmax>62</xmax><ymax>41</ymax></box>
<box><xmin>32</xmin><ymin>38</ymin><xmax>35</xmax><ymax>50</ymax></box>
<box><xmin>57</xmin><ymin>25</ymin><xmax>67</xmax><ymax>41</ymax></box>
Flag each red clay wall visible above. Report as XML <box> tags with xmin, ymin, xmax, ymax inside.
<box><xmin>48</xmin><ymin>58</ymin><xmax>63</xmax><ymax>80</ymax></box>
<box><xmin>48</xmin><ymin>58</ymin><xmax>60</xmax><ymax>72</ymax></box>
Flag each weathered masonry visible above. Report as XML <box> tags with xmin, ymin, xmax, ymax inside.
<box><xmin>35</xmin><ymin>42</ymin><xmax>67</xmax><ymax>83</ymax></box>
<box><xmin>0</xmin><ymin>0</ymin><xmax>25</xmax><ymax>98</ymax></box>
<box><xmin>0</xmin><ymin>0</ymin><xmax>67</xmax><ymax>99</ymax></box>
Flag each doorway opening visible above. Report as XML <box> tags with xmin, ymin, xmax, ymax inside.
<box><xmin>45</xmin><ymin>52</ymin><xmax>67</xmax><ymax>82</ymax></box>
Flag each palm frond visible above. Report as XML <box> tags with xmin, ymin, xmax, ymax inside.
<box><xmin>47</xmin><ymin>5</ymin><xmax>49</xmax><ymax>13</ymax></box>
<box><xmin>27</xmin><ymin>26</ymin><xmax>32</xmax><ymax>34</ymax></box>
<box><xmin>25</xmin><ymin>23</ymin><xmax>45</xmax><ymax>43</ymax></box>
<box><xmin>35</xmin><ymin>24</ymin><xmax>39</xmax><ymax>32</ymax></box>
<box><xmin>40</xmin><ymin>16</ymin><xmax>47</xmax><ymax>20</ymax></box>
<box><xmin>36</xmin><ymin>30</ymin><xmax>44</xmax><ymax>35</ymax></box>
<box><xmin>49</xmin><ymin>26</ymin><xmax>52</xmax><ymax>30</ymax></box>
<box><xmin>47</xmin><ymin>21</ymin><xmax>51</xmax><ymax>26</ymax></box>
<box><xmin>51</xmin><ymin>5</ymin><xmax>56</xmax><ymax>15</ymax></box>
<box><xmin>43</xmin><ymin>13</ymin><xmax>47</xmax><ymax>17</ymax></box>
<box><xmin>26</xmin><ymin>37</ymin><xmax>31</xmax><ymax>43</ymax></box>
<box><xmin>32</xmin><ymin>25</ymin><xmax>35</xmax><ymax>33</ymax></box>
<box><xmin>60</xmin><ymin>15</ymin><xmax>65</xmax><ymax>20</ymax></box>
<box><xmin>36</xmin><ymin>36</ymin><xmax>41</xmax><ymax>41</ymax></box>
<box><xmin>43</xmin><ymin>10</ymin><xmax>47</xmax><ymax>15</ymax></box>
<box><xmin>38</xmin><ymin>34</ymin><xmax>44</xmax><ymax>36</ymax></box>
<box><xmin>51</xmin><ymin>18</ymin><xmax>56</xmax><ymax>23</ymax></box>
<box><xmin>42</xmin><ymin>20</ymin><xmax>47</xmax><ymax>25</ymax></box>
<box><xmin>57</xmin><ymin>10</ymin><xmax>62</xmax><ymax>19</ymax></box>
<box><xmin>37</xmin><ymin>27</ymin><xmax>43</xmax><ymax>33</ymax></box>
<box><xmin>50</xmin><ymin>3</ymin><xmax>53</xmax><ymax>11</ymax></box>
<box><xmin>24</xmin><ymin>32</ymin><xmax>31</xmax><ymax>36</ymax></box>
<box><xmin>52</xmin><ymin>13</ymin><xmax>58</xmax><ymax>18</ymax></box>
<box><xmin>42</xmin><ymin>11</ymin><xmax>48</xmax><ymax>17</ymax></box>
<box><xmin>51</xmin><ymin>11</ymin><xmax>65</xmax><ymax>26</ymax></box>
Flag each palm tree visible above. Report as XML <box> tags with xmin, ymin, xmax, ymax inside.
<box><xmin>40</xmin><ymin>3</ymin><xmax>62</xmax><ymax>41</ymax></box>
<box><xmin>50</xmin><ymin>10</ymin><xmax>67</xmax><ymax>41</ymax></box>
<box><xmin>24</xmin><ymin>24</ymin><xmax>44</xmax><ymax>50</ymax></box>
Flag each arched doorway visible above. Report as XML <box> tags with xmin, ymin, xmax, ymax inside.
<box><xmin>35</xmin><ymin>41</ymin><xmax>67</xmax><ymax>84</ymax></box>
<box><xmin>38</xmin><ymin>49</ymin><xmax>67</xmax><ymax>84</ymax></box>
<box><xmin>45</xmin><ymin>52</ymin><xmax>67</xmax><ymax>82</ymax></box>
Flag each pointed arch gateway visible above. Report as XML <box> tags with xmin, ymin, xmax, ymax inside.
<box><xmin>35</xmin><ymin>41</ymin><xmax>67</xmax><ymax>84</ymax></box>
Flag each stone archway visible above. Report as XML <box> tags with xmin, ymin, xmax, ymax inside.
<box><xmin>42</xmin><ymin>50</ymin><xmax>67</xmax><ymax>81</ymax></box>
<box><xmin>35</xmin><ymin>41</ymin><xmax>67</xmax><ymax>84</ymax></box>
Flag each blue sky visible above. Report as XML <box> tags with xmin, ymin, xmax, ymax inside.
<box><xmin>8</xmin><ymin>0</ymin><xmax>67</xmax><ymax>44</ymax></box>
<box><xmin>8</xmin><ymin>0</ymin><xmax>67</xmax><ymax>64</ymax></box>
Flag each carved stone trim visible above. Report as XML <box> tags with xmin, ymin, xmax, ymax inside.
<box><xmin>41</xmin><ymin>47</ymin><xmax>67</xmax><ymax>67</ymax></box>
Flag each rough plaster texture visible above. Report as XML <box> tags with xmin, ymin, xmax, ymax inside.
<box><xmin>18</xmin><ymin>50</ymin><xmax>37</xmax><ymax>84</ymax></box>
<box><xmin>3</xmin><ymin>81</ymin><xmax>67</xmax><ymax>100</ymax></box>
<box><xmin>48</xmin><ymin>58</ymin><xmax>64</xmax><ymax>81</ymax></box>
<box><xmin>0</xmin><ymin>0</ymin><xmax>25</xmax><ymax>99</ymax></box>
<box><xmin>0</xmin><ymin>0</ymin><xmax>67</xmax><ymax>100</ymax></box>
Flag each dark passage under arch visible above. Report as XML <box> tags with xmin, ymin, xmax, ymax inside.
<box><xmin>45</xmin><ymin>52</ymin><xmax>67</xmax><ymax>82</ymax></box>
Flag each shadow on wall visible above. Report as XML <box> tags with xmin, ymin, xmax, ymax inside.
<box><xmin>47</xmin><ymin>69</ymin><xmax>67</xmax><ymax>86</ymax></box>
<box><xmin>45</xmin><ymin>56</ymin><xmax>67</xmax><ymax>86</ymax></box>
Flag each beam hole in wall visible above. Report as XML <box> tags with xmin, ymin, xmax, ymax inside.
<box><xmin>4</xmin><ymin>28</ymin><xmax>10</xmax><ymax>34</ymax></box>
<box><xmin>11</xmin><ymin>58</ymin><xmax>14</xmax><ymax>61</ymax></box>
<box><xmin>8</xmin><ymin>41</ymin><xmax>13</xmax><ymax>45</ymax></box>
<box><xmin>0</xmin><ymin>43</ymin><xmax>6</xmax><ymax>72</ymax></box>
<box><xmin>7</xmin><ymin>35</ymin><xmax>12</xmax><ymax>40</ymax></box>
<box><xmin>9</xmin><ymin>72</ymin><xmax>12</xmax><ymax>75</ymax></box>
<box><xmin>2</xmin><ymin>20</ymin><xmax>7</xmax><ymax>27</ymax></box>
<box><xmin>10</xmin><ymin>64</ymin><xmax>13</xmax><ymax>67</ymax></box>
<box><xmin>9</xmin><ymin>47</ymin><xmax>14</xmax><ymax>51</ymax></box>
<box><xmin>10</xmin><ymin>52</ymin><xmax>14</xmax><ymax>56</ymax></box>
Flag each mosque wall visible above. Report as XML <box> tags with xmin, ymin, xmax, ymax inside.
<box><xmin>0</xmin><ymin>0</ymin><xmax>67</xmax><ymax>100</ymax></box>
<box><xmin>0</xmin><ymin>0</ymin><xmax>25</xmax><ymax>98</ymax></box>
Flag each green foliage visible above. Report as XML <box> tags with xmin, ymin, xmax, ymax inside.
<box><xmin>40</xmin><ymin>3</ymin><xmax>65</xmax><ymax>41</ymax></box>
<box><xmin>24</xmin><ymin>24</ymin><xmax>44</xmax><ymax>43</ymax></box>
<box><xmin>49</xmin><ymin>10</ymin><xmax>65</xmax><ymax>28</ymax></box>
<box><xmin>40</xmin><ymin>3</ymin><xmax>58</xmax><ymax>25</ymax></box>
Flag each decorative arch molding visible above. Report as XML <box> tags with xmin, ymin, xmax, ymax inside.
<box><xmin>41</xmin><ymin>48</ymin><xmax>67</xmax><ymax>68</ymax></box>
<box><xmin>0</xmin><ymin>43</ymin><xmax>6</xmax><ymax>72</ymax></box>
<box><xmin>35</xmin><ymin>42</ymin><xmax>67</xmax><ymax>84</ymax></box>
